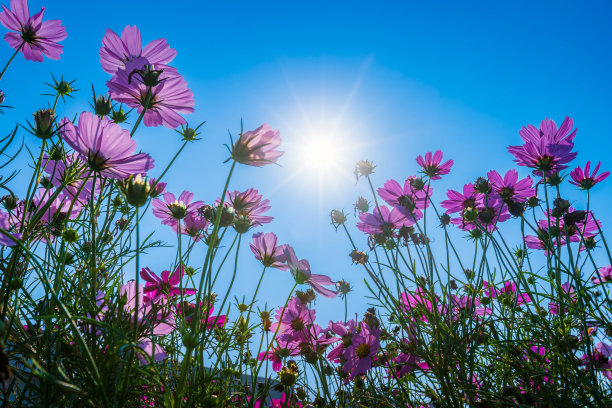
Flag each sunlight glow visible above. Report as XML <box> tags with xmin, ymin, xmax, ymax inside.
<box><xmin>302</xmin><ymin>138</ymin><xmax>340</xmax><ymax>175</ymax></box>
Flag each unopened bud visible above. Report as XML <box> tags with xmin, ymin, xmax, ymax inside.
<box><xmin>124</xmin><ymin>174</ymin><xmax>151</xmax><ymax>207</ymax></box>
<box><xmin>33</xmin><ymin>109</ymin><xmax>55</xmax><ymax>139</ymax></box>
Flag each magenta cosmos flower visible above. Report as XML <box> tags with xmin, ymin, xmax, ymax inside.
<box><xmin>59</xmin><ymin>111</ymin><xmax>154</xmax><ymax>180</ymax></box>
<box><xmin>570</xmin><ymin>161</ymin><xmax>610</xmax><ymax>190</ymax></box>
<box><xmin>152</xmin><ymin>191</ymin><xmax>204</xmax><ymax>230</ymax></box>
<box><xmin>377</xmin><ymin>176</ymin><xmax>431</xmax><ymax>221</ymax></box>
<box><xmin>140</xmin><ymin>266</ymin><xmax>195</xmax><ymax>299</ymax></box>
<box><xmin>487</xmin><ymin>169</ymin><xmax>534</xmax><ymax>202</ymax></box>
<box><xmin>283</xmin><ymin>246</ymin><xmax>338</xmax><ymax>298</ymax></box>
<box><xmin>99</xmin><ymin>25</ymin><xmax>176</xmax><ymax>75</ymax></box>
<box><xmin>507</xmin><ymin>116</ymin><xmax>577</xmax><ymax>177</ymax></box>
<box><xmin>0</xmin><ymin>0</ymin><xmax>66</xmax><ymax>62</ymax></box>
<box><xmin>343</xmin><ymin>321</ymin><xmax>381</xmax><ymax>382</ymax></box>
<box><xmin>250</xmin><ymin>232</ymin><xmax>288</xmax><ymax>270</ymax></box>
<box><xmin>416</xmin><ymin>150</ymin><xmax>453</xmax><ymax>180</ymax></box>
<box><xmin>107</xmin><ymin>63</ymin><xmax>194</xmax><ymax>129</ymax></box>
<box><xmin>231</xmin><ymin>124</ymin><xmax>283</xmax><ymax>167</ymax></box>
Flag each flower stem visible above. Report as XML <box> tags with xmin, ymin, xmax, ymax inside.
<box><xmin>0</xmin><ymin>41</ymin><xmax>24</xmax><ymax>81</ymax></box>
<box><xmin>130</xmin><ymin>87</ymin><xmax>152</xmax><ymax>136</ymax></box>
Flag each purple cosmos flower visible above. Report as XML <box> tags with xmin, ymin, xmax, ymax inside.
<box><xmin>377</xmin><ymin>177</ymin><xmax>431</xmax><ymax>220</ymax></box>
<box><xmin>231</xmin><ymin>124</ymin><xmax>283</xmax><ymax>167</ymax></box>
<box><xmin>416</xmin><ymin>150</ymin><xmax>453</xmax><ymax>180</ymax></box>
<box><xmin>343</xmin><ymin>321</ymin><xmax>381</xmax><ymax>382</ymax></box>
<box><xmin>59</xmin><ymin>111</ymin><xmax>154</xmax><ymax>180</ymax></box>
<box><xmin>283</xmin><ymin>246</ymin><xmax>338</xmax><ymax>298</ymax></box>
<box><xmin>223</xmin><ymin>188</ymin><xmax>273</xmax><ymax>226</ymax></box>
<box><xmin>441</xmin><ymin>183</ymin><xmax>478</xmax><ymax>214</ymax></box>
<box><xmin>250</xmin><ymin>232</ymin><xmax>288</xmax><ymax>270</ymax></box>
<box><xmin>107</xmin><ymin>64</ymin><xmax>194</xmax><ymax>129</ymax></box>
<box><xmin>139</xmin><ymin>266</ymin><xmax>195</xmax><ymax>299</ymax></box>
<box><xmin>178</xmin><ymin>301</ymin><xmax>226</xmax><ymax>330</ymax></box>
<box><xmin>569</xmin><ymin>161</ymin><xmax>610</xmax><ymax>190</ymax></box>
<box><xmin>487</xmin><ymin>169</ymin><xmax>534</xmax><ymax>202</ymax></box>
<box><xmin>592</xmin><ymin>265</ymin><xmax>612</xmax><ymax>285</ymax></box>
<box><xmin>0</xmin><ymin>0</ymin><xmax>67</xmax><ymax>62</ymax></box>
<box><xmin>99</xmin><ymin>25</ymin><xmax>176</xmax><ymax>75</ymax></box>
<box><xmin>507</xmin><ymin>116</ymin><xmax>578</xmax><ymax>177</ymax></box>
<box><xmin>152</xmin><ymin>191</ymin><xmax>203</xmax><ymax>230</ymax></box>
<box><xmin>357</xmin><ymin>205</ymin><xmax>409</xmax><ymax>236</ymax></box>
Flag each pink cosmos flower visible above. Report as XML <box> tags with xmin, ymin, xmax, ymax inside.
<box><xmin>416</xmin><ymin>150</ymin><xmax>453</xmax><ymax>180</ymax></box>
<box><xmin>139</xmin><ymin>266</ymin><xmax>195</xmax><ymax>299</ymax></box>
<box><xmin>181</xmin><ymin>211</ymin><xmax>208</xmax><ymax>241</ymax></box>
<box><xmin>0</xmin><ymin>0</ymin><xmax>67</xmax><ymax>62</ymax></box>
<box><xmin>327</xmin><ymin>319</ymin><xmax>358</xmax><ymax>363</ymax></box>
<box><xmin>249</xmin><ymin>232</ymin><xmax>288</xmax><ymax>270</ymax></box>
<box><xmin>569</xmin><ymin>161</ymin><xmax>610</xmax><ymax>190</ymax></box>
<box><xmin>99</xmin><ymin>25</ymin><xmax>176</xmax><ymax>75</ymax></box>
<box><xmin>107</xmin><ymin>63</ymin><xmax>194</xmax><ymax>129</ymax></box>
<box><xmin>257</xmin><ymin>349</ymin><xmax>284</xmax><ymax>372</ymax></box>
<box><xmin>283</xmin><ymin>246</ymin><xmax>338</xmax><ymax>298</ymax></box>
<box><xmin>507</xmin><ymin>116</ymin><xmax>577</xmax><ymax>177</ymax></box>
<box><xmin>592</xmin><ymin>265</ymin><xmax>612</xmax><ymax>285</ymax></box>
<box><xmin>231</xmin><ymin>124</ymin><xmax>283</xmax><ymax>167</ymax></box>
<box><xmin>441</xmin><ymin>183</ymin><xmax>478</xmax><ymax>214</ymax></box>
<box><xmin>59</xmin><ymin>111</ymin><xmax>154</xmax><ymax>180</ymax></box>
<box><xmin>377</xmin><ymin>177</ymin><xmax>431</xmax><ymax>220</ymax></box>
<box><xmin>487</xmin><ymin>169</ymin><xmax>534</xmax><ymax>202</ymax></box>
<box><xmin>343</xmin><ymin>321</ymin><xmax>381</xmax><ymax>382</ymax></box>
<box><xmin>485</xmin><ymin>281</ymin><xmax>531</xmax><ymax>305</ymax></box>
<box><xmin>152</xmin><ymin>191</ymin><xmax>203</xmax><ymax>230</ymax></box>
<box><xmin>223</xmin><ymin>188</ymin><xmax>273</xmax><ymax>227</ymax></box>
<box><xmin>357</xmin><ymin>205</ymin><xmax>409</xmax><ymax>236</ymax></box>
<box><xmin>269</xmin><ymin>394</ymin><xmax>303</xmax><ymax>408</ymax></box>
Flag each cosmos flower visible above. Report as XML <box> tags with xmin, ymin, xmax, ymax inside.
<box><xmin>223</xmin><ymin>188</ymin><xmax>273</xmax><ymax>227</ymax></box>
<box><xmin>231</xmin><ymin>124</ymin><xmax>283</xmax><ymax>167</ymax></box>
<box><xmin>343</xmin><ymin>321</ymin><xmax>381</xmax><ymax>382</ymax></box>
<box><xmin>0</xmin><ymin>210</ymin><xmax>19</xmax><ymax>246</ymax></box>
<box><xmin>569</xmin><ymin>161</ymin><xmax>610</xmax><ymax>190</ymax></box>
<box><xmin>99</xmin><ymin>25</ymin><xmax>176</xmax><ymax>75</ymax></box>
<box><xmin>416</xmin><ymin>150</ymin><xmax>453</xmax><ymax>180</ymax></box>
<box><xmin>487</xmin><ymin>169</ymin><xmax>534</xmax><ymax>202</ymax></box>
<box><xmin>152</xmin><ymin>191</ymin><xmax>203</xmax><ymax>230</ymax></box>
<box><xmin>283</xmin><ymin>246</ymin><xmax>338</xmax><ymax>298</ymax></box>
<box><xmin>41</xmin><ymin>153</ymin><xmax>99</xmax><ymax>204</ymax></box>
<box><xmin>107</xmin><ymin>64</ymin><xmax>194</xmax><ymax>129</ymax></box>
<box><xmin>181</xmin><ymin>211</ymin><xmax>208</xmax><ymax>240</ymax></box>
<box><xmin>357</xmin><ymin>205</ymin><xmax>409</xmax><ymax>236</ymax></box>
<box><xmin>592</xmin><ymin>265</ymin><xmax>612</xmax><ymax>285</ymax></box>
<box><xmin>0</xmin><ymin>0</ymin><xmax>67</xmax><ymax>62</ymax></box>
<box><xmin>377</xmin><ymin>176</ymin><xmax>431</xmax><ymax>220</ymax></box>
<box><xmin>507</xmin><ymin>116</ymin><xmax>577</xmax><ymax>177</ymax></box>
<box><xmin>139</xmin><ymin>266</ymin><xmax>195</xmax><ymax>299</ymax></box>
<box><xmin>249</xmin><ymin>232</ymin><xmax>288</xmax><ymax>270</ymax></box>
<box><xmin>59</xmin><ymin>111</ymin><xmax>154</xmax><ymax>180</ymax></box>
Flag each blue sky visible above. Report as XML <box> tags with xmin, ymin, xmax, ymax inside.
<box><xmin>2</xmin><ymin>0</ymin><xmax>612</xmax><ymax>323</ymax></box>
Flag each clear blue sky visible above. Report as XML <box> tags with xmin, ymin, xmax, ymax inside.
<box><xmin>2</xmin><ymin>0</ymin><xmax>612</xmax><ymax>323</ymax></box>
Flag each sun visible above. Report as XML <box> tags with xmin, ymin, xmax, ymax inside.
<box><xmin>301</xmin><ymin>138</ymin><xmax>340</xmax><ymax>175</ymax></box>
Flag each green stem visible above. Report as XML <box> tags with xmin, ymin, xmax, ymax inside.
<box><xmin>0</xmin><ymin>41</ymin><xmax>24</xmax><ymax>81</ymax></box>
<box><xmin>130</xmin><ymin>87</ymin><xmax>152</xmax><ymax>136</ymax></box>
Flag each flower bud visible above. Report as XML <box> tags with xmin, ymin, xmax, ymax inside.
<box><xmin>219</xmin><ymin>206</ymin><xmax>235</xmax><ymax>227</ymax></box>
<box><xmin>527</xmin><ymin>196</ymin><xmax>540</xmax><ymax>208</ymax></box>
<box><xmin>2</xmin><ymin>194</ymin><xmax>18</xmax><ymax>211</ymax></box>
<box><xmin>33</xmin><ymin>109</ymin><xmax>55</xmax><ymax>140</ymax></box>
<box><xmin>62</xmin><ymin>228</ymin><xmax>78</xmax><ymax>243</ymax></box>
<box><xmin>124</xmin><ymin>174</ymin><xmax>151</xmax><ymax>207</ymax></box>
<box><xmin>552</xmin><ymin>197</ymin><xmax>570</xmax><ymax>215</ymax></box>
<box><xmin>349</xmin><ymin>249</ymin><xmax>368</xmax><ymax>265</ymax></box>
<box><xmin>0</xmin><ymin>90</ymin><xmax>4</xmax><ymax>104</ymax></box>
<box><xmin>330</xmin><ymin>209</ymin><xmax>347</xmax><ymax>228</ymax></box>
<box><xmin>232</xmin><ymin>215</ymin><xmax>251</xmax><ymax>234</ymax></box>
<box><xmin>507</xmin><ymin>200</ymin><xmax>525</xmax><ymax>217</ymax></box>
<box><xmin>278</xmin><ymin>365</ymin><xmax>298</xmax><ymax>387</ymax></box>
<box><xmin>354</xmin><ymin>160</ymin><xmax>375</xmax><ymax>182</ymax></box>
<box><xmin>337</xmin><ymin>279</ymin><xmax>352</xmax><ymax>297</ymax></box>
<box><xmin>474</xmin><ymin>177</ymin><xmax>491</xmax><ymax>194</ymax></box>
<box><xmin>93</xmin><ymin>94</ymin><xmax>112</xmax><ymax>116</ymax></box>
<box><xmin>440</xmin><ymin>213</ymin><xmax>451</xmax><ymax>226</ymax></box>
<box><xmin>181</xmin><ymin>127</ymin><xmax>198</xmax><ymax>141</ymax></box>
<box><xmin>563</xmin><ymin>210</ymin><xmax>586</xmax><ymax>227</ymax></box>
<box><xmin>354</xmin><ymin>196</ymin><xmax>370</xmax><ymax>214</ymax></box>
<box><xmin>110</xmin><ymin>108</ymin><xmax>128</xmax><ymax>123</ymax></box>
